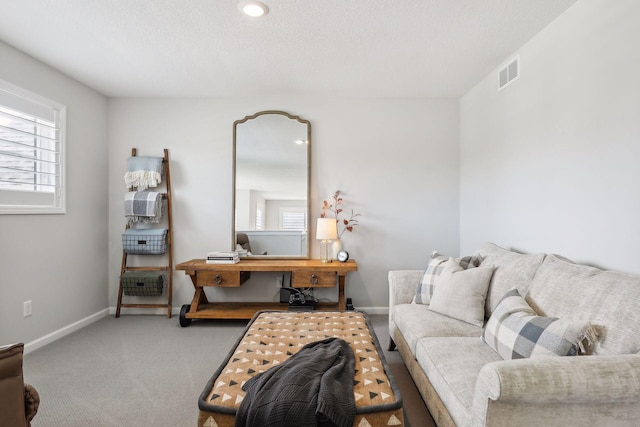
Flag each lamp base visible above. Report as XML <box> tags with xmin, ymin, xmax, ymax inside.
<box><xmin>320</xmin><ymin>239</ymin><xmax>333</xmax><ymax>263</ymax></box>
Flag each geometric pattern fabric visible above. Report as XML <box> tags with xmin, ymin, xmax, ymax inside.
<box><xmin>198</xmin><ymin>311</ymin><xmax>404</xmax><ymax>426</ymax></box>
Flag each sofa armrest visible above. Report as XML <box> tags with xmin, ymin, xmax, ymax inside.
<box><xmin>471</xmin><ymin>354</ymin><xmax>640</xmax><ymax>426</ymax></box>
<box><xmin>0</xmin><ymin>343</ymin><xmax>31</xmax><ymax>426</ymax></box>
<box><xmin>388</xmin><ymin>270</ymin><xmax>423</xmax><ymax>307</ymax></box>
<box><xmin>24</xmin><ymin>383</ymin><xmax>40</xmax><ymax>423</ymax></box>
<box><xmin>388</xmin><ymin>270</ymin><xmax>423</xmax><ymax>350</ymax></box>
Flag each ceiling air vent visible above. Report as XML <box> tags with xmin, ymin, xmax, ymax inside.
<box><xmin>499</xmin><ymin>56</ymin><xmax>519</xmax><ymax>91</ymax></box>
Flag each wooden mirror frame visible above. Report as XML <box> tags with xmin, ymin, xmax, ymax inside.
<box><xmin>232</xmin><ymin>110</ymin><xmax>311</xmax><ymax>259</ymax></box>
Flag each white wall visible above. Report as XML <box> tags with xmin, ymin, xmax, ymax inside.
<box><xmin>0</xmin><ymin>41</ymin><xmax>109</xmax><ymax>345</ymax></box>
<box><xmin>460</xmin><ymin>0</ymin><xmax>640</xmax><ymax>272</ymax></box>
<box><xmin>108</xmin><ymin>98</ymin><xmax>460</xmax><ymax>311</ymax></box>
<box><xmin>7</xmin><ymin>0</ymin><xmax>637</xmax><ymax>347</ymax></box>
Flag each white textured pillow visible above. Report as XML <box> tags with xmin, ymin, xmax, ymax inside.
<box><xmin>428</xmin><ymin>258</ymin><xmax>495</xmax><ymax>327</ymax></box>
<box><xmin>414</xmin><ymin>251</ymin><xmax>484</xmax><ymax>305</ymax></box>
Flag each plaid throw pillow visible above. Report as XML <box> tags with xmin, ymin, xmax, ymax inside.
<box><xmin>482</xmin><ymin>289</ymin><xmax>594</xmax><ymax>359</ymax></box>
<box><xmin>414</xmin><ymin>251</ymin><xmax>484</xmax><ymax>305</ymax></box>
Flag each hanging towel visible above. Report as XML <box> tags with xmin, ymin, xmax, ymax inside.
<box><xmin>124</xmin><ymin>156</ymin><xmax>164</xmax><ymax>190</ymax></box>
<box><xmin>124</xmin><ymin>191</ymin><xmax>163</xmax><ymax>224</ymax></box>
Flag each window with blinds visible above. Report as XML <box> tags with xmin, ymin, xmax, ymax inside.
<box><xmin>255</xmin><ymin>208</ymin><xmax>264</xmax><ymax>230</ymax></box>
<box><xmin>280</xmin><ymin>207</ymin><xmax>307</xmax><ymax>231</ymax></box>
<box><xmin>0</xmin><ymin>80</ymin><xmax>65</xmax><ymax>214</ymax></box>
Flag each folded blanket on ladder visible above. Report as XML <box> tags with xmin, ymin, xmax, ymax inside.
<box><xmin>124</xmin><ymin>191</ymin><xmax>163</xmax><ymax>224</ymax></box>
<box><xmin>124</xmin><ymin>156</ymin><xmax>164</xmax><ymax>190</ymax></box>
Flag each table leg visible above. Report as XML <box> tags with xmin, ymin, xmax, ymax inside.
<box><xmin>338</xmin><ymin>275</ymin><xmax>346</xmax><ymax>310</ymax></box>
<box><xmin>189</xmin><ymin>274</ymin><xmax>209</xmax><ymax>313</ymax></box>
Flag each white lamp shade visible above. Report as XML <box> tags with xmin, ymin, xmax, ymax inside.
<box><xmin>316</xmin><ymin>218</ymin><xmax>338</xmax><ymax>240</ymax></box>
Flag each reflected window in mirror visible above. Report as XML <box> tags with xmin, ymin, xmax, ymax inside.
<box><xmin>233</xmin><ymin>111</ymin><xmax>311</xmax><ymax>258</ymax></box>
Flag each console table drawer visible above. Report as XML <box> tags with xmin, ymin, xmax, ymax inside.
<box><xmin>197</xmin><ymin>271</ymin><xmax>245</xmax><ymax>287</ymax></box>
<box><xmin>292</xmin><ymin>271</ymin><xmax>336</xmax><ymax>288</ymax></box>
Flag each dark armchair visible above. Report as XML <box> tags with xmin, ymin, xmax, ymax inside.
<box><xmin>236</xmin><ymin>232</ymin><xmax>267</xmax><ymax>255</ymax></box>
<box><xmin>0</xmin><ymin>343</ymin><xmax>39</xmax><ymax>427</ymax></box>
<box><xmin>236</xmin><ymin>232</ymin><xmax>252</xmax><ymax>253</ymax></box>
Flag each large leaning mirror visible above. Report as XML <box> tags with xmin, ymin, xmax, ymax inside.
<box><xmin>233</xmin><ymin>111</ymin><xmax>311</xmax><ymax>258</ymax></box>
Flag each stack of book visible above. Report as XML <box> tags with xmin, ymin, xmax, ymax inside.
<box><xmin>206</xmin><ymin>251</ymin><xmax>240</xmax><ymax>264</ymax></box>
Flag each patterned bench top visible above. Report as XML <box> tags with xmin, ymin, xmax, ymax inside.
<box><xmin>198</xmin><ymin>310</ymin><xmax>403</xmax><ymax>427</ymax></box>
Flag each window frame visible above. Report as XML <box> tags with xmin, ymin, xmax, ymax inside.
<box><xmin>0</xmin><ymin>79</ymin><xmax>66</xmax><ymax>214</ymax></box>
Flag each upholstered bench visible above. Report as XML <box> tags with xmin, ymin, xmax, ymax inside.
<box><xmin>198</xmin><ymin>311</ymin><xmax>403</xmax><ymax>426</ymax></box>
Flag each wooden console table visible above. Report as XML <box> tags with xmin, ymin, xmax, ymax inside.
<box><xmin>175</xmin><ymin>258</ymin><xmax>358</xmax><ymax>326</ymax></box>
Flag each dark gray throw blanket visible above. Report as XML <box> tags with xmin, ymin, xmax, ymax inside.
<box><xmin>235</xmin><ymin>337</ymin><xmax>356</xmax><ymax>427</ymax></box>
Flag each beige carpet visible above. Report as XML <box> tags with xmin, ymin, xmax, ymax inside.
<box><xmin>24</xmin><ymin>312</ymin><xmax>434</xmax><ymax>427</ymax></box>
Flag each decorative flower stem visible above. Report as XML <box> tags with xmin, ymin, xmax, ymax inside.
<box><xmin>320</xmin><ymin>190</ymin><xmax>361</xmax><ymax>238</ymax></box>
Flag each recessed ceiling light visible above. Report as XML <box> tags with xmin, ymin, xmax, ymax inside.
<box><xmin>239</xmin><ymin>1</ymin><xmax>269</xmax><ymax>18</ymax></box>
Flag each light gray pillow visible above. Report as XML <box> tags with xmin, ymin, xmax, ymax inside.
<box><xmin>428</xmin><ymin>258</ymin><xmax>495</xmax><ymax>327</ymax></box>
<box><xmin>414</xmin><ymin>251</ymin><xmax>484</xmax><ymax>305</ymax></box>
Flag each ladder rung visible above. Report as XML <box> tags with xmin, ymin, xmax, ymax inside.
<box><xmin>125</xmin><ymin>266</ymin><xmax>169</xmax><ymax>272</ymax></box>
<box><xmin>119</xmin><ymin>303</ymin><xmax>170</xmax><ymax>309</ymax></box>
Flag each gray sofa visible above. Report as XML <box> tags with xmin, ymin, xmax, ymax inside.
<box><xmin>388</xmin><ymin>242</ymin><xmax>640</xmax><ymax>427</ymax></box>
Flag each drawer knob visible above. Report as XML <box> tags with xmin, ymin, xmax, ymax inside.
<box><xmin>214</xmin><ymin>274</ymin><xmax>223</xmax><ymax>284</ymax></box>
<box><xmin>310</xmin><ymin>274</ymin><xmax>318</xmax><ymax>285</ymax></box>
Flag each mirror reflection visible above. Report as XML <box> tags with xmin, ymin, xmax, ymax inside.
<box><xmin>233</xmin><ymin>111</ymin><xmax>310</xmax><ymax>258</ymax></box>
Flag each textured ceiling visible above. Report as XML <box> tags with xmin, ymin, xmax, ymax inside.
<box><xmin>0</xmin><ymin>0</ymin><xmax>578</xmax><ymax>98</ymax></box>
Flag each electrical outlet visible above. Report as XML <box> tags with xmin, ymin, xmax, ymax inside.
<box><xmin>23</xmin><ymin>300</ymin><xmax>32</xmax><ymax>317</ymax></box>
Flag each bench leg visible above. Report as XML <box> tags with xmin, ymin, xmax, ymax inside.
<box><xmin>388</xmin><ymin>338</ymin><xmax>396</xmax><ymax>351</ymax></box>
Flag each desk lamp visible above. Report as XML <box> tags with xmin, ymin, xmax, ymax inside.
<box><xmin>316</xmin><ymin>218</ymin><xmax>338</xmax><ymax>263</ymax></box>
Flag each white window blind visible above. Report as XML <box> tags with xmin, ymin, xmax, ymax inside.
<box><xmin>255</xmin><ymin>208</ymin><xmax>263</xmax><ymax>230</ymax></box>
<box><xmin>280</xmin><ymin>207</ymin><xmax>307</xmax><ymax>231</ymax></box>
<box><xmin>0</xmin><ymin>80</ymin><xmax>65</xmax><ymax>214</ymax></box>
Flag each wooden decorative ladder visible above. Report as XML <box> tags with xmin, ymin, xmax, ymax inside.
<box><xmin>116</xmin><ymin>148</ymin><xmax>173</xmax><ymax>318</ymax></box>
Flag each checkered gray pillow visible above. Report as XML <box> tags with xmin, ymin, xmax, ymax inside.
<box><xmin>482</xmin><ymin>288</ymin><xmax>593</xmax><ymax>359</ymax></box>
<box><xmin>414</xmin><ymin>251</ymin><xmax>484</xmax><ymax>305</ymax></box>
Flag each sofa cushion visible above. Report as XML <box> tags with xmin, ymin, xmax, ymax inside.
<box><xmin>415</xmin><ymin>251</ymin><xmax>483</xmax><ymax>305</ymax></box>
<box><xmin>428</xmin><ymin>259</ymin><xmax>495</xmax><ymax>327</ymax></box>
<box><xmin>415</xmin><ymin>337</ymin><xmax>503</xmax><ymax>427</ymax></box>
<box><xmin>392</xmin><ymin>304</ymin><xmax>483</xmax><ymax>355</ymax></box>
<box><xmin>482</xmin><ymin>289</ymin><xmax>593</xmax><ymax>359</ymax></box>
<box><xmin>526</xmin><ymin>254</ymin><xmax>640</xmax><ymax>355</ymax></box>
<box><xmin>475</xmin><ymin>242</ymin><xmax>546</xmax><ymax>317</ymax></box>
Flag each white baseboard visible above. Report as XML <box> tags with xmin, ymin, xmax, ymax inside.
<box><xmin>24</xmin><ymin>308</ymin><xmax>110</xmax><ymax>355</ymax></box>
<box><xmin>23</xmin><ymin>306</ymin><xmax>388</xmax><ymax>354</ymax></box>
<box><xmin>108</xmin><ymin>306</ymin><xmax>388</xmax><ymax>316</ymax></box>
<box><xmin>356</xmin><ymin>307</ymin><xmax>389</xmax><ymax>315</ymax></box>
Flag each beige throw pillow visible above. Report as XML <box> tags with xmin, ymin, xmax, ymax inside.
<box><xmin>428</xmin><ymin>258</ymin><xmax>495</xmax><ymax>327</ymax></box>
<box><xmin>414</xmin><ymin>251</ymin><xmax>484</xmax><ymax>305</ymax></box>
